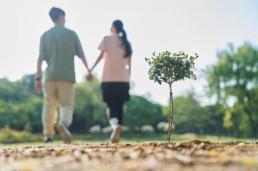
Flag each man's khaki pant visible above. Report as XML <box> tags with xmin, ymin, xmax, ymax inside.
<box><xmin>42</xmin><ymin>81</ymin><xmax>74</xmax><ymax>138</ymax></box>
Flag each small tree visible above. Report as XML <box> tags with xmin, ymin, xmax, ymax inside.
<box><xmin>145</xmin><ymin>51</ymin><xmax>198</xmax><ymax>142</ymax></box>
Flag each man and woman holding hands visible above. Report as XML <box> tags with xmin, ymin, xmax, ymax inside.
<box><xmin>35</xmin><ymin>7</ymin><xmax>132</xmax><ymax>144</ymax></box>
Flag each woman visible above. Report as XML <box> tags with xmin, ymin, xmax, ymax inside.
<box><xmin>90</xmin><ymin>20</ymin><xmax>132</xmax><ymax>143</ymax></box>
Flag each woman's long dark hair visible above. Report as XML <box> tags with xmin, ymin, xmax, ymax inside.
<box><xmin>112</xmin><ymin>20</ymin><xmax>132</xmax><ymax>58</ymax></box>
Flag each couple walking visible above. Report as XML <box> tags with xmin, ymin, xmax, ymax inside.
<box><xmin>35</xmin><ymin>7</ymin><xmax>132</xmax><ymax>144</ymax></box>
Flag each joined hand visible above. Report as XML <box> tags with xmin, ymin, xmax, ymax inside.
<box><xmin>87</xmin><ymin>72</ymin><xmax>94</xmax><ymax>82</ymax></box>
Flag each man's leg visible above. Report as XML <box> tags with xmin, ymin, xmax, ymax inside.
<box><xmin>56</xmin><ymin>82</ymin><xmax>74</xmax><ymax>144</ymax></box>
<box><xmin>42</xmin><ymin>82</ymin><xmax>58</xmax><ymax>141</ymax></box>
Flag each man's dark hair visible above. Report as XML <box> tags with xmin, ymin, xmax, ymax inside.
<box><xmin>49</xmin><ymin>7</ymin><xmax>65</xmax><ymax>22</ymax></box>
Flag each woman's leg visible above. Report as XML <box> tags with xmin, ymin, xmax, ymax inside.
<box><xmin>117</xmin><ymin>102</ymin><xmax>124</xmax><ymax>125</ymax></box>
<box><xmin>107</xmin><ymin>101</ymin><xmax>119</xmax><ymax>128</ymax></box>
<box><xmin>107</xmin><ymin>101</ymin><xmax>124</xmax><ymax>126</ymax></box>
<box><xmin>107</xmin><ymin>100</ymin><xmax>124</xmax><ymax>143</ymax></box>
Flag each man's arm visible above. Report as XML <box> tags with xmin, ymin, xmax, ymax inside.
<box><xmin>74</xmin><ymin>33</ymin><xmax>91</xmax><ymax>74</ymax></box>
<box><xmin>36</xmin><ymin>58</ymin><xmax>43</xmax><ymax>78</ymax></box>
<box><xmin>35</xmin><ymin>58</ymin><xmax>43</xmax><ymax>93</ymax></box>
<box><xmin>35</xmin><ymin>35</ymin><xmax>45</xmax><ymax>93</ymax></box>
<box><xmin>81</xmin><ymin>56</ymin><xmax>90</xmax><ymax>73</ymax></box>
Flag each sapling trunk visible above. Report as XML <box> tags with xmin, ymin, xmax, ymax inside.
<box><xmin>167</xmin><ymin>83</ymin><xmax>174</xmax><ymax>142</ymax></box>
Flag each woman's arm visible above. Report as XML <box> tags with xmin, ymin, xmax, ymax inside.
<box><xmin>90</xmin><ymin>52</ymin><xmax>104</xmax><ymax>72</ymax></box>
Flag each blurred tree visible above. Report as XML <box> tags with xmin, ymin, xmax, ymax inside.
<box><xmin>72</xmin><ymin>79</ymin><xmax>106</xmax><ymax>132</ymax></box>
<box><xmin>0</xmin><ymin>75</ymin><xmax>36</xmax><ymax>102</ymax></box>
<box><xmin>202</xmin><ymin>104</ymin><xmax>225</xmax><ymax>135</ymax></box>
<box><xmin>207</xmin><ymin>43</ymin><xmax>258</xmax><ymax>137</ymax></box>
<box><xmin>0</xmin><ymin>76</ymin><xmax>167</xmax><ymax>134</ymax></box>
<box><xmin>171</xmin><ymin>92</ymin><xmax>224</xmax><ymax>135</ymax></box>
<box><xmin>0</xmin><ymin>76</ymin><xmax>43</xmax><ymax>132</ymax></box>
<box><xmin>124</xmin><ymin>95</ymin><xmax>165</xmax><ymax>132</ymax></box>
<box><xmin>173</xmin><ymin>93</ymin><xmax>204</xmax><ymax>134</ymax></box>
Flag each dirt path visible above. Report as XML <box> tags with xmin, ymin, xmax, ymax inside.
<box><xmin>0</xmin><ymin>141</ymin><xmax>258</xmax><ymax>171</ymax></box>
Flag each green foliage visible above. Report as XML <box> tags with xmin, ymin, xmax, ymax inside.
<box><xmin>72</xmin><ymin>80</ymin><xmax>106</xmax><ymax>132</ymax></box>
<box><xmin>124</xmin><ymin>96</ymin><xmax>165</xmax><ymax>131</ymax></box>
<box><xmin>0</xmin><ymin>127</ymin><xmax>40</xmax><ymax>144</ymax></box>
<box><xmin>145</xmin><ymin>51</ymin><xmax>198</xmax><ymax>84</ymax></box>
<box><xmin>207</xmin><ymin>43</ymin><xmax>258</xmax><ymax>137</ymax></box>
<box><xmin>0</xmin><ymin>76</ymin><xmax>43</xmax><ymax>132</ymax></box>
<box><xmin>170</xmin><ymin>92</ymin><xmax>224</xmax><ymax>135</ymax></box>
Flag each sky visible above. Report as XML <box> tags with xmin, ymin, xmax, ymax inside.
<box><xmin>0</xmin><ymin>0</ymin><xmax>258</xmax><ymax>105</ymax></box>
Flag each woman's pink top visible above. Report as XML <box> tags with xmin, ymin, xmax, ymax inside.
<box><xmin>98</xmin><ymin>34</ymin><xmax>130</xmax><ymax>83</ymax></box>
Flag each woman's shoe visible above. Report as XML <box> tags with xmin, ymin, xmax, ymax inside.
<box><xmin>110</xmin><ymin>126</ymin><xmax>122</xmax><ymax>143</ymax></box>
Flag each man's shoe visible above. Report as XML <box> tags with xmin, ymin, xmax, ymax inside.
<box><xmin>110</xmin><ymin>126</ymin><xmax>122</xmax><ymax>144</ymax></box>
<box><xmin>56</xmin><ymin>123</ymin><xmax>72</xmax><ymax>144</ymax></box>
<box><xmin>44</xmin><ymin>137</ymin><xmax>53</xmax><ymax>143</ymax></box>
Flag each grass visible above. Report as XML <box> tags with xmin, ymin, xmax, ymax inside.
<box><xmin>77</xmin><ymin>132</ymin><xmax>257</xmax><ymax>143</ymax></box>
<box><xmin>0</xmin><ymin>132</ymin><xmax>256</xmax><ymax>148</ymax></box>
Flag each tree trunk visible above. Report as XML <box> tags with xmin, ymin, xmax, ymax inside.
<box><xmin>244</xmin><ymin>93</ymin><xmax>257</xmax><ymax>138</ymax></box>
<box><xmin>167</xmin><ymin>83</ymin><xmax>174</xmax><ymax>142</ymax></box>
<box><xmin>245</xmin><ymin>108</ymin><xmax>257</xmax><ymax>138</ymax></box>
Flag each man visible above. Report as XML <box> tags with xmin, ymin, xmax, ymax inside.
<box><xmin>35</xmin><ymin>7</ymin><xmax>91</xmax><ymax>144</ymax></box>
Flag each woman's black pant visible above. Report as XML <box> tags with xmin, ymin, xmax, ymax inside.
<box><xmin>101</xmin><ymin>82</ymin><xmax>130</xmax><ymax>125</ymax></box>
<box><xmin>107</xmin><ymin>101</ymin><xmax>124</xmax><ymax>125</ymax></box>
